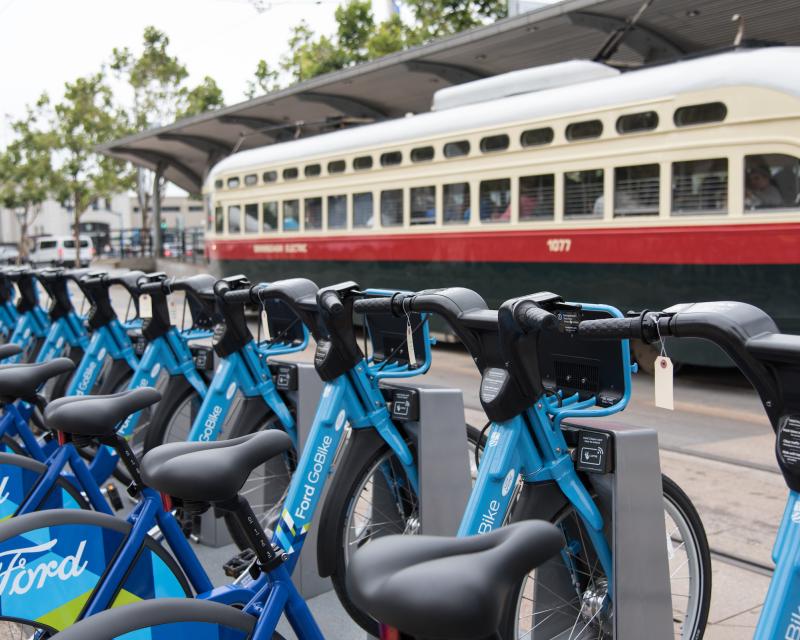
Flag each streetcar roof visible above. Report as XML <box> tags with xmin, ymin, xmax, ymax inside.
<box><xmin>207</xmin><ymin>46</ymin><xmax>799</xmax><ymax>185</ymax></box>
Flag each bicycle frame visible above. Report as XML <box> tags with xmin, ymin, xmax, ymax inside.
<box><xmin>457</xmin><ymin>302</ymin><xmax>632</xmax><ymax>602</ymax></box>
<box><xmin>185</xmin><ymin>339</ymin><xmax>300</xmax><ymax>445</ymax></box>
<box><xmin>0</xmin><ymin>301</ymin><xmax>18</xmax><ymax>340</ymax></box>
<box><xmin>65</xmin><ymin>318</ymin><xmax>137</xmax><ymax>396</ymax></box>
<box><xmin>754</xmin><ymin>491</ymin><xmax>800</xmax><ymax>637</ymax></box>
<box><xmin>4</xmin><ymin>305</ymin><xmax>49</xmax><ymax>363</ymax></box>
<box><xmin>35</xmin><ymin>310</ymin><xmax>89</xmax><ymax>363</ymax></box>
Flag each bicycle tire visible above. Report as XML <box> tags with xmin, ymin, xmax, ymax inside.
<box><xmin>223</xmin><ymin>406</ymin><xmax>297</xmax><ymax>551</ymax></box>
<box><xmin>500</xmin><ymin>473</ymin><xmax>711</xmax><ymax>640</ymax></box>
<box><xmin>44</xmin><ymin>598</ymin><xmax>257</xmax><ymax>640</ymax></box>
<box><xmin>0</xmin><ymin>509</ymin><xmax>192</xmax><ymax>632</ymax></box>
<box><xmin>0</xmin><ymin>451</ymin><xmax>90</xmax><ymax>517</ymax></box>
<box><xmin>142</xmin><ymin>377</ymin><xmax>204</xmax><ymax>454</ymax></box>
<box><xmin>324</xmin><ymin>423</ymin><xmax>483</xmax><ymax>636</ymax></box>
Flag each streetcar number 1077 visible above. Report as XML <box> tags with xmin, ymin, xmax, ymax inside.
<box><xmin>547</xmin><ymin>238</ymin><xmax>572</xmax><ymax>252</ymax></box>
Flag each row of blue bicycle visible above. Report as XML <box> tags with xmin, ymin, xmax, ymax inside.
<box><xmin>0</xmin><ymin>264</ymin><xmax>794</xmax><ymax>638</ymax></box>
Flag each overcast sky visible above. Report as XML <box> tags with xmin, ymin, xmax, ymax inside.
<box><xmin>0</xmin><ymin>0</ymin><xmax>397</xmax><ymax>145</ymax></box>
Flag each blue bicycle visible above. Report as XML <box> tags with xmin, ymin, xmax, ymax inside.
<box><xmin>0</xmin><ymin>270</ymin><xmax>19</xmax><ymax>341</ymax></box>
<box><xmin>350</xmin><ymin>289</ymin><xmax>711</xmax><ymax>640</ymax></box>
<box><xmin>1</xmin><ymin>267</ymin><xmax>50</xmax><ymax>364</ymax></box>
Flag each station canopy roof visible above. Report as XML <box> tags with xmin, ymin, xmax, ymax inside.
<box><xmin>99</xmin><ymin>0</ymin><xmax>800</xmax><ymax>194</ymax></box>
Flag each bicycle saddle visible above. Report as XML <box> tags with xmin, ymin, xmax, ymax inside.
<box><xmin>0</xmin><ymin>344</ymin><xmax>22</xmax><ymax>360</ymax></box>
<box><xmin>141</xmin><ymin>430</ymin><xmax>292</xmax><ymax>503</ymax></box>
<box><xmin>0</xmin><ymin>358</ymin><xmax>74</xmax><ymax>403</ymax></box>
<box><xmin>347</xmin><ymin>521</ymin><xmax>564</xmax><ymax>640</ymax></box>
<box><xmin>45</xmin><ymin>388</ymin><xmax>161</xmax><ymax>437</ymax></box>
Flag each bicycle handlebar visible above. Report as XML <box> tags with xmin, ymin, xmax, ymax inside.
<box><xmin>318</xmin><ymin>290</ymin><xmax>344</xmax><ymax>316</ymax></box>
<box><xmin>514</xmin><ymin>301</ymin><xmax>560</xmax><ymax>333</ymax></box>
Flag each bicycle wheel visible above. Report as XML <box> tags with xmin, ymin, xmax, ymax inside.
<box><xmin>0</xmin><ymin>451</ymin><xmax>89</xmax><ymax>518</ymax></box>
<box><xmin>0</xmin><ymin>618</ymin><xmax>54</xmax><ymax>638</ymax></box>
<box><xmin>142</xmin><ymin>380</ymin><xmax>204</xmax><ymax>453</ymax></box>
<box><xmin>504</xmin><ymin>474</ymin><xmax>711</xmax><ymax>640</ymax></box>
<box><xmin>42</xmin><ymin>598</ymin><xmax>257</xmax><ymax>640</ymax></box>
<box><xmin>327</xmin><ymin>423</ymin><xmax>483</xmax><ymax>635</ymax></box>
<box><xmin>223</xmin><ymin>410</ymin><xmax>297</xmax><ymax>551</ymax></box>
<box><xmin>0</xmin><ymin>509</ymin><xmax>191</xmax><ymax>632</ymax></box>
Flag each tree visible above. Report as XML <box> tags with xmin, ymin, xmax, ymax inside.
<box><xmin>0</xmin><ymin>103</ymin><xmax>59</xmax><ymax>262</ymax></box>
<box><xmin>245</xmin><ymin>60</ymin><xmax>281</xmax><ymax>99</ymax></box>
<box><xmin>111</xmin><ymin>27</ymin><xmax>225</xmax><ymax>253</ymax></box>
<box><xmin>262</xmin><ymin>0</ymin><xmax>507</xmax><ymax>89</ymax></box>
<box><xmin>50</xmin><ymin>73</ymin><xmax>133</xmax><ymax>264</ymax></box>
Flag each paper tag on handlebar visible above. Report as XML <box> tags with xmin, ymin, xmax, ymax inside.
<box><xmin>654</xmin><ymin>356</ymin><xmax>674</xmax><ymax>410</ymax></box>
<box><xmin>260</xmin><ymin>308</ymin><xmax>271</xmax><ymax>341</ymax></box>
<box><xmin>139</xmin><ymin>294</ymin><xmax>152</xmax><ymax>319</ymax></box>
<box><xmin>406</xmin><ymin>320</ymin><xmax>417</xmax><ymax>367</ymax></box>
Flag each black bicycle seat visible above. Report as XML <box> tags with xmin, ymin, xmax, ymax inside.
<box><xmin>347</xmin><ymin>521</ymin><xmax>564</xmax><ymax>639</ymax></box>
<box><xmin>45</xmin><ymin>388</ymin><xmax>161</xmax><ymax>438</ymax></box>
<box><xmin>0</xmin><ymin>358</ymin><xmax>74</xmax><ymax>402</ymax></box>
<box><xmin>141</xmin><ymin>430</ymin><xmax>292</xmax><ymax>503</ymax></box>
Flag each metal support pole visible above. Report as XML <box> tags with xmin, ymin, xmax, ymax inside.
<box><xmin>152</xmin><ymin>165</ymin><xmax>163</xmax><ymax>258</ymax></box>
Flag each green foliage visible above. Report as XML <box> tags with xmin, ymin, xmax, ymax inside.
<box><xmin>245</xmin><ymin>60</ymin><xmax>281</xmax><ymax>99</ymax></box>
<box><xmin>49</xmin><ymin>72</ymin><xmax>134</xmax><ymax>257</ymax></box>
<box><xmin>0</xmin><ymin>104</ymin><xmax>59</xmax><ymax>259</ymax></box>
<box><xmin>249</xmin><ymin>0</ymin><xmax>506</xmax><ymax>94</ymax></box>
<box><xmin>111</xmin><ymin>26</ymin><xmax>223</xmax><ymax>128</ymax></box>
<box><xmin>179</xmin><ymin>76</ymin><xmax>225</xmax><ymax>119</ymax></box>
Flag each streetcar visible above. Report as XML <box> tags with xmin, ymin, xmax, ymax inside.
<box><xmin>204</xmin><ymin>46</ymin><xmax>800</xmax><ymax>367</ymax></box>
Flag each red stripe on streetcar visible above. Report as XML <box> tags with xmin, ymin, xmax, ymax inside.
<box><xmin>206</xmin><ymin>222</ymin><xmax>800</xmax><ymax>265</ymax></box>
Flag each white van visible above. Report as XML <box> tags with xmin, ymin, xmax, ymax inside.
<box><xmin>31</xmin><ymin>235</ymin><xmax>94</xmax><ymax>268</ymax></box>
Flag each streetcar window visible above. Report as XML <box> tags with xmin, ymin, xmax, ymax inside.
<box><xmin>671</xmin><ymin>159</ymin><xmax>728</xmax><ymax>215</ymax></box>
<box><xmin>353</xmin><ymin>192</ymin><xmax>374</xmax><ymax>228</ymax></box>
<box><xmin>214</xmin><ymin>180</ymin><xmax>223</xmax><ymax>189</ymax></box>
<box><xmin>444</xmin><ymin>141</ymin><xmax>470</xmax><ymax>158</ymax></box>
<box><xmin>480</xmin><ymin>134</ymin><xmax>509</xmax><ymax>153</ymax></box>
<box><xmin>616</xmin><ymin>112</ymin><xmax>658</xmax><ymax>134</ymax></box>
<box><xmin>381</xmin><ymin>189</ymin><xmax>404</xmax><ymax>227</ymax></box>
<box><xmin>328</xmin><ymin>160</ymin><xmax>346</xmax><ymax>174</ymax></box>
<box><xmin>564</xmin><ymin>170</ymin><xmax>604</xmax><ymax>218</ymax></box>
<box><xmin>283</xmin><ymin>167</ymin><xmax>298</xmax><ymax>180</ymax></box>
<box><xmin>566</xmin><ymin>120</ymin><xmax>603</xmax><ymax>141</ymax></box>
<box><xmin>244</xmin><ymin>174</ymin><xmax>258</xmax><ymax>186</ymax></box>
<box><xmin>227</xmin><ymin>177</ymin><xmax>240</xmax><ymax>189</ymax></box>
<box><xmin>263</xmin><ymin>202</ymin><xmax>278</xmax><ymax>231</ymax></box>
<box><xmin>520</xmin><ymin>127</ymin><xmax>554</xmax><ymax>148</ymax></box>
<box><xmin>674</xmin><ymin>102</ymin><xmax>727</xmax><ymax>127</ymax></box>
<box><xmin>479</xmin><ymin>179</ymin><xmax>510</xmax><ymax>223</ymax></box>
<box><xmin>283</xmin><ymin>200</ymin><xmax>300</xmax><ymax>230</ymax></box>
<box><xmin>328</xmin><ymin>195</ymin><xmax>347</xmax><ymax>229</ymax></box>
<box><xmin>305</xmin><ymin>164</ymin><xmax>321</xmax><ymax>178</ymax></box>
<box><xmin>381</xmin><ymin>151</ymin><xmax>402</xmax><ymax>167</ymax></box>
<box><xmin>411</xmin><ymin>146</ymin><xmax>434</xmax><ymax>163</ymax></box>
<box><xmin>519</xmin><ymin>174</ymin><xmax>554</xmax><ymax>220</ymax></box>
<box><xmin>244</xmin><ymin>203</ymin><xmax>259</xmax><ymax>232</ymax></box>
<box><xmin>744</xmin><ymin>154</ymin><xmax>800</xmax><ymax>211</ymax></box>
<box><xmin>304</xmin><ymin>197</ymin><xmax>322</xmax><ymax>230</ymax></box>
<box><xmin>263</xmin><ymin>171</ymin><xmax>277</xmax><ymax>183</ymax></box>
<box><xmin>214</xmin><ymin>206</ymin><xmax>223</xmax><ymax>233</ymax></box>
<box><xmin>354</xmin><ymin>156</ymin><xmax>373</xmax><ymax>171</ymax></box>
<box><xmin>227</xmin><ymin>205</ymin><xmax>242</xmax><ymax>233</ymax></box>
<box><xmin>443</xmin><ymin>183</ymin><xmax>471</xmax><ymax>224</ymax></box>
<box><xmin>614</xmin><ymin>164</ymin><xmax>659</xmax><ymax>217</ymax></box>
<box><xmin>410</xmin><ymin>186</ymin><xmax>436</xmax><ymax>225</ymax></box>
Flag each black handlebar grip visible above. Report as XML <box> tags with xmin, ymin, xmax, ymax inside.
<box><xmin>517</xmin><ymin>305</ymin><xmax>559</xmax><ymax>333</ymax></box>
<box><xmin>319</xmin><ymin>290</ymin><xmax>344</xmax><ymax>315</ymax></box>
<box><xmin>138</xmin><ymin>280</ymin><xmax>166</xmax><ymax>295</ymax></box>
<box><xmin>223</xmin><ymin>287</ymin><xmax>255</xmax><ymax>305</ymax></box>
<box><xmin>577</xmin><ymin>317</ymin><xmax>641</xmax><ymax>340</ymax></box>
<box><xmin>353</xmin><ymin>297</ymin><xmax>394</xmax><ymax>315</ymax></box>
